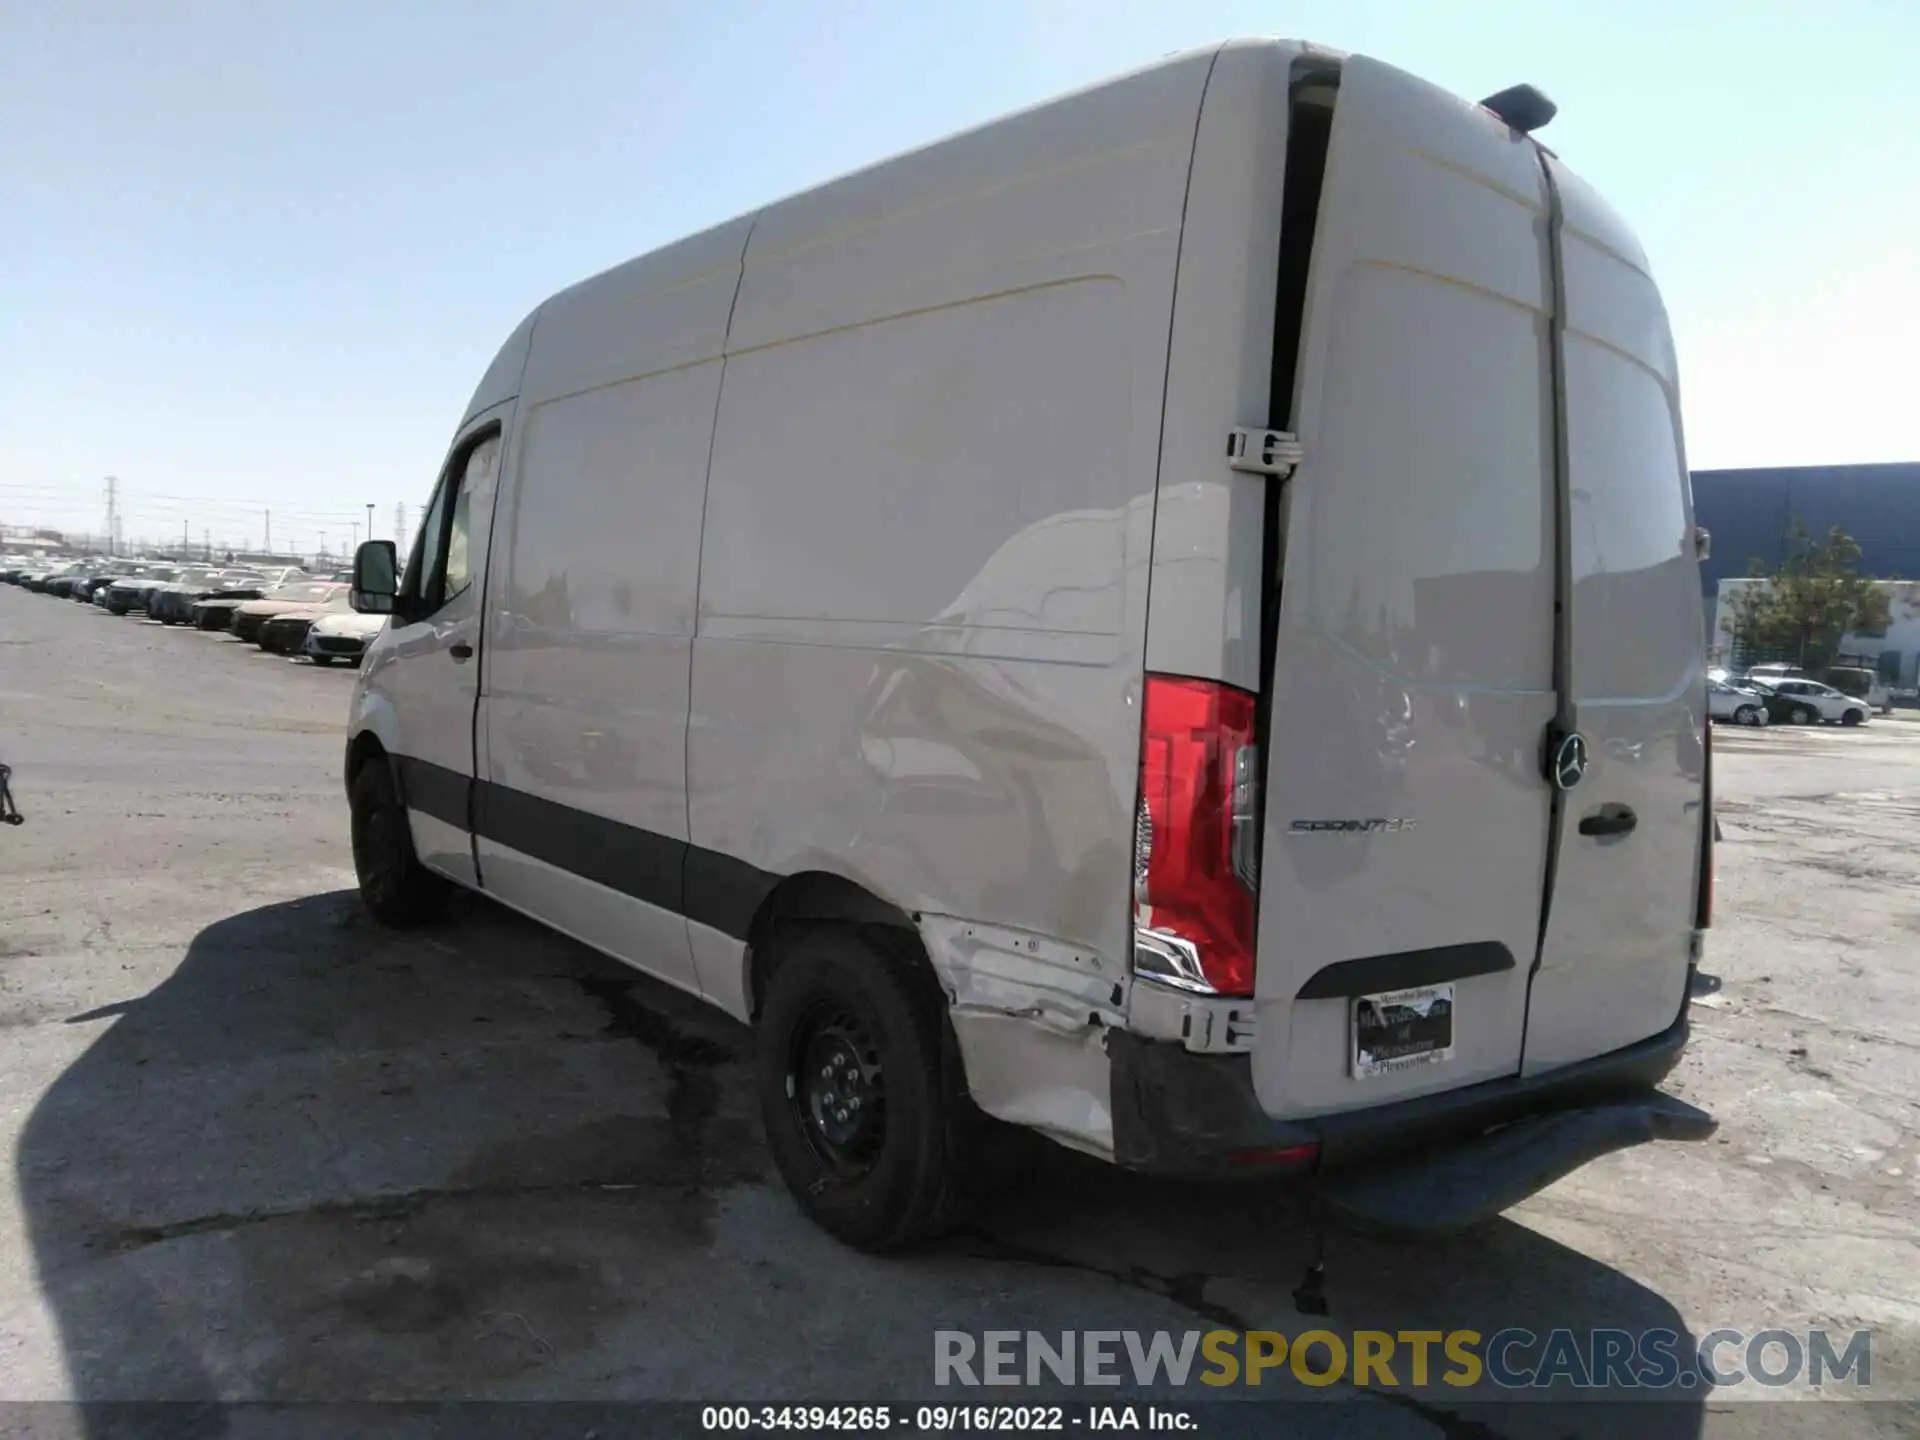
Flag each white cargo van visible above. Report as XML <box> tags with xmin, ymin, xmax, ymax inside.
<box><xmin>344</xmin><ymin>39</ymin><xmax>1716</xmax><ymax>1249</ymax></box>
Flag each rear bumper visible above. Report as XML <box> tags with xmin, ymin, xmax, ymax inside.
<box><xmin>1109</xmin><ymin>989</ymin><xmax>1706</xmax><ymax>1227</ymax></box>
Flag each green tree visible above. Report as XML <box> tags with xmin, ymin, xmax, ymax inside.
<box><xmin>1726</xmin><ymin>524</ymin><xmax>1891</xmax><ymax>671</ymax></box>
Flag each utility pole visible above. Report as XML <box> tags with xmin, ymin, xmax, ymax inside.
<box><xmin>350</xmin><ymin>520</ymin><xmax>359</xmax><ymax>550</ymax></box>
<box><xmin>103</xmin><ymin>476</ymin><xmax>118</xmax><ymax>556</ymax></box>
<box><xmin>182</xmin><ymin>520</ymin><xmax>189</xmax><ymax>551</ymax></box>
<box><xmin>365</xmin><ymin>502</ymin><xmax>375</xmax><ymax>543</ymax></box>
<box><xmin>203</xmin><ymin>528</ymin><xmax>210</xmax><ymax>561</ymax></box>
<box><xmin>264</xmin><ymin>510</ymin><xmax>271</xmax><ymax>554</ymax></box>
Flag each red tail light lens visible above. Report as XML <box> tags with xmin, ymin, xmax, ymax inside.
<box><xmin>1134</xmin><ymin>675</ymin><xmax>1258</xmax><ymax>996</ymax></box>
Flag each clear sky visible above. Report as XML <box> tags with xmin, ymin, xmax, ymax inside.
<box><xmin>3</xmin><ymin>0</ymin><xmax>1915</xmax><ymax>556</ymax></box>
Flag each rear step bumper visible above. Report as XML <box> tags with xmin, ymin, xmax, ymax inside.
<box><xmin>1109</xmin><ymin>989</ymin><xmax>1711</xmax><ymax>1228</ymax></box>
<box><xmin>1313</xmin><ymin>1090</ymin><xmax>1713</xmax><ymax>1236</ymax></box>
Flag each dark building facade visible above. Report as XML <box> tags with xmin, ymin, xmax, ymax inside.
<box><xmin>1691</xmin><ymin>462</ymin><xmax>1920</xmax><ymax>599</ymax></box>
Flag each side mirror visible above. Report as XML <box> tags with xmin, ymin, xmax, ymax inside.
<box><xmin>351</xmin><ymin>540</ymin><xmax>399</xmax><ymax>615</ymax></box>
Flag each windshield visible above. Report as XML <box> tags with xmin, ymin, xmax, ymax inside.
<box><xmin>268</xmin><ymin>582</ymin><xmax>342</xmax><ymax>602</ymax></box>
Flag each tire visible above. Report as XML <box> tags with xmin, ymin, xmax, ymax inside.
<box><xmin>349</xmin><ymin>758</ymin><xmax>449</xmax><ymax>927</ymax></box>
<box><xmin>310</xmin><ymin>654</ymin><xmax>335</xmax><ymax>667</ymax></box>
<box><xmin>755</xmin><ymin>926</ymin><xmax>984</xmax><ymax>1251</ymax></box>
<box><xmin>1734</xmin><ymin>705</ymin><xmax>1761</xmax><ymax>726</ymax></box>
<box><xmin>160</xmin><ymin>616</ymin><xmax>179</xmax><ymax>626</ymax></box>
<box><xmin>1842</xmin><ymin>709</ymin><xmax>1864</xmax><ymax>727</ymax></box>
<box><xmin>1790</xmin><ymin>704</ymin><xmax>1815</xmax><ymax>725</ymax></box>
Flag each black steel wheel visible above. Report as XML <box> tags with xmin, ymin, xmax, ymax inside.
<box><xmin>789</xmin><ymin>1000</ymin><xmax>889</xmax><ymax>1178</ymax></box>
<box><xmin>349</xmin><ymin>757</ymin><xmax>449</xmax><ymax>927</ymax></box>
<box><xmin>755</xmin><ymin>926</ymin><xmax>984</xmax><ymax>1250</ymax></box>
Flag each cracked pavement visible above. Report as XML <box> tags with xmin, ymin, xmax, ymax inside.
<box><xmin>1</xmin><ymin>588</ymin><xmax>1915</xmax><ymax>1437</ymax></box>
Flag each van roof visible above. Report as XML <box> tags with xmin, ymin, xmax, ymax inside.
<box><xmin>462</xmin><ymin>38</ymin><xmax>1336</xmax><ymax>425</ymax></box>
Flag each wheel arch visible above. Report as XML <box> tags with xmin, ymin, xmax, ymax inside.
<box><xmin>743</xmin><ymin>870</ymin><xmax>922</xmax><ymax>1020</ymax></box>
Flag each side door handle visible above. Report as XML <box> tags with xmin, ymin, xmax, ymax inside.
<box><xmin>1578</xmin><ymin>804</ymin><xmax>1636</xmax><ymax>838</ymax></box>
<box><xmin>450</xmin><ymin>642</ymin><xmax>474</xmax><ymax>662</ymax></box>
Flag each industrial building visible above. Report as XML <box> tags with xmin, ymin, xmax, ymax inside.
<box><xmin>1692</xmin><ymin>462</ymin><xmax>1920</xmax><ymax>684</ymax></box>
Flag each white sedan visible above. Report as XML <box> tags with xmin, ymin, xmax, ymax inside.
<box><xmin>1759</xmin><ymin>678</ymin><xmax>1871</xmax><ymax>727</ymax></box>
<box><xmin>1708</xmin><ymin>680</ymin><xmax>1769</xmax><ymax>726</ymax></box>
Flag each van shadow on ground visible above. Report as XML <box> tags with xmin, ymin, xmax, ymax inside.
<box><xmin>19</xmin><ymin>891</ymin><xmax>1713</xmax><ymax>1438</ymax></box>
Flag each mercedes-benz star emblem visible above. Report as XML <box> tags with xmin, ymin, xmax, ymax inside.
<box><xmin>1553</xmin><ymin>732</ymin><xmax>1589</xmax><ymax>791</ymax></box>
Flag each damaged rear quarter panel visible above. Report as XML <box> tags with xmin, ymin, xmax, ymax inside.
<box><xmin>919</xmin><ymin>915</ymin><xmax>1126</xmax><ymax>1157</ymax></box>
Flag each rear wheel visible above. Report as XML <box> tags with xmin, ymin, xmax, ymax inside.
<box><xmin>755</xmin><ymin>926</ymin><xmax>984</xmax><ymax>1251</ymax></box>
<box><xmin>1790</xmin><ymin>704</ymin><xmax>1816</xmax><ymax>725</ymax></box>
<box><xmin>349</xmin><ymin>758</ymin><xmax>449</xmax><ymax>926</ymax></box>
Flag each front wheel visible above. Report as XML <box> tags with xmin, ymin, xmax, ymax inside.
<box><xmin>349</xmin><ymin>758</ymin><xmax>449</xmax><ymax>926</ymax></box>
<box><xmin>755</xmin><ymin>927</ymin><xmax>982</xmax><ymax>1251</ymax></box>
<box><xmin>1842</xmin><ymin>709</ymin><xmax>1865</xmax><ymax>727</ymax></box>
<box><xmin>1734</xmin><ymin>705</ymin><xmax>1761</xmax><ymax>726</ymax></box>
<box><xmin>310</xmin><ymin>654</ymin><xmax>335</xmax><ymax>667</ymax></box>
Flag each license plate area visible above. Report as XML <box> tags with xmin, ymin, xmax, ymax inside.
<box><xmin>1352</xmin><ymin>983</ymin><xmax>1454</xmax><ymax>1078</ymax></box>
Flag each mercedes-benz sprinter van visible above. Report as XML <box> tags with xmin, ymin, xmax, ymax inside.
<box><xmin>343</xmin><ymin>40</ymin><xmax>1716</xmax><ymax>1249</ymax></box>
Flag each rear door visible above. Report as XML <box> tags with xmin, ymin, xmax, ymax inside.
<box><xmin>1251</xmin><ymin>57</ymin><xmax>1560</xmax><ymax>1118</ymax></box>
<box><xmin>1520</xmin><ymin>158</ymin><xmax>1704</xmax><ymax>1074</ymax></box>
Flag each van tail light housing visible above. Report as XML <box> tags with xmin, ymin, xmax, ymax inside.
<box><xmin>1133</xmin><ymin>674</ymin><xmax>1259</xmax><ymax>997</ymax></box>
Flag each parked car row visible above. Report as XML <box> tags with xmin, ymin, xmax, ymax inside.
<box><xmin>1707</xmin><ymin>666</ymin><xmax>1875</xmax><ymax>727</ymax></box>
<box><xmin>2</xmin><ymin>554</ymin><xmax>385</xmax><ymax>666</ymax></box>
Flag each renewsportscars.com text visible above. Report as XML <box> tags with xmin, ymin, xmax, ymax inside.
<box><xmin>934</xmin><ymin>1327</ymin><xmax>1873</xmax><ymax>1391</ymax></box>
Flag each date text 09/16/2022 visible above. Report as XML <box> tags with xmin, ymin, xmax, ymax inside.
<box><xmin>701</xmin><ymin>1405</ymin><xmax>1194</xmax><ymax>1432</ymax></box>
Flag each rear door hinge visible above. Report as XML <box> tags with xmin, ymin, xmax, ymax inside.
<box><xmin>1226</xmin><ymin>428</ymin><xmax>1302</xmax><ymax>479</ymax></box>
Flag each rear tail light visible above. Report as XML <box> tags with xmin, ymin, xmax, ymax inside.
<box><xmin>1133</xmin><ymin>675</ymin><xmax>1259</xmax><ymax>996</ymax></box>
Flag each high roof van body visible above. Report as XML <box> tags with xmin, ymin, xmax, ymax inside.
<box><xmin>344</xmin><ymin>39</ymin><xmax>1715</xmax><ymax>1246</ymax></box>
